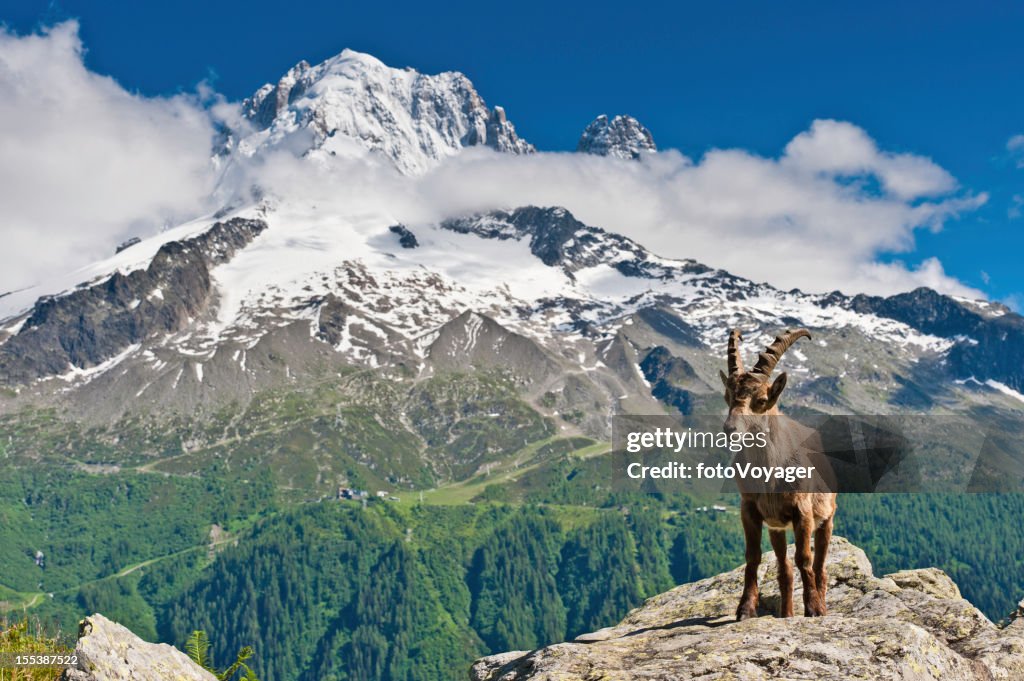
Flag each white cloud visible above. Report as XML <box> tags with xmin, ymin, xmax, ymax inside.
<box><xmin>1009</xmin><ymin>134</ymin><xmax>1024</xmax><ymax>168</ymax></box>
<box><xmin>401</xmin><ymin>139</ymin><xmax>985</xmax><ymax>298</ymax></box>
<box><xmin>782</xmin><ymin>119</ymin><xmax>957</xmax><ymax>199</ymax></box>
<box><xmin>1011</xmin><ymin>194</ymin><xmax>1024</xmax><ymax>219</ymax></box>
<box><xmin>0</xmin><ymin>23</ymin><xmax>986</xmax><ymax>304</ymax></box>
<box><xmin>0</xmin><ymin>21</ymin><xmax>218</xmax><ymax>293</ymax></box>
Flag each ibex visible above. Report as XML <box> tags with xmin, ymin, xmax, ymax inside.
<box><xmin>720</xmin><ymin>328</ymin><xmax>837</xmax><ymax>620</ymax></box>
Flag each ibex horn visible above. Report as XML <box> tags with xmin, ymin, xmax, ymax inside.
<box><xmin>727</xmin><ymin>328</ymin><xmax>744</xmax><ymax>375</ymax></box>
<box><xmin>750</xmin><ymin>329</ymin><xmax>812</xmax><ymax>378</ymax></box>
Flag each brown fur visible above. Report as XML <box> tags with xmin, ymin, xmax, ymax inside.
<box><xmin>720</xmin><ymin>329</ymin><xmax>837</xmax><ymax>620</ymax></box>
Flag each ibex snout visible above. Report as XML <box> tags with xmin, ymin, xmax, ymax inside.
<box><xmin>723</xmin><ymin>409</ymin><xmax>745</xmax><ymax>435</ymax></box>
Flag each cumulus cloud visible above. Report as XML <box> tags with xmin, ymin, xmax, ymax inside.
<box><xmin>406</xmin><ymin>135</ymin><xmax>984</xmax><ymax>298</ymax></box>
<box><xmin>0</xmin><ymin>21</ymin><xmax>218</xmax><ymax>293</ymax></box>
<box><xmin>782</xmin><ymin>119</ymin><xmax>957</xmax><ymax>199</ymax></box>
<box><xmin>0</xmin><ymin>22</ymin><xmax>986</xmax><ymax>303</ymax></box>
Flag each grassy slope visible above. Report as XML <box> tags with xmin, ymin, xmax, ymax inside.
<box><xmin>0</xmin><ymin>620</ymin><xmax>72</xmax><ymax>681</ymax></box>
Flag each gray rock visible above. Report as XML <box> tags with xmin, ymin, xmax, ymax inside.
<box><xmin>0</xmin><ymin>218</ymin><xmax>266</xmax><ymax>384</ymax></box>
<box><xmin>471</xmin><ymin>536</ymin><xmax>1024</xmax><ymax>680</ymax></box>
<box><xmin>484</xmin><ymin>106</ymin><xmax>534</xmax><ymax>155</ymax></box>
<box><xmin>389</xmin><ymin>224</ymin><xmax>419</xmax><ymax>249</ymax></box>
<box><xmin>62</xmin><ymin>614</ymin><xmax>216</xmax><ymax>681</ymax></box>
<box><xmin>577</xmin><ymin>114</ymin><xmax>656</xmax><ymax>160</ymax></box>
<box><xmin>115</xmin><ymin>237</ymin><xmax>141</xmax><ymax>254</ymax></box>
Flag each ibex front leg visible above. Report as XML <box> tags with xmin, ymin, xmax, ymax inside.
<box><xmin>812</xmin><ymin>515</ymin><xmax>833</xmax><ymax>614</ymax></box>
<box><xmin>794</xmin><ymin>512</ymin><xmax>826</xmax><ymax>616</ymax></box>
<box><xmin>736</xmin><ymin>499</ymin><xmax>763</xmax><ymax>621</ymax></box>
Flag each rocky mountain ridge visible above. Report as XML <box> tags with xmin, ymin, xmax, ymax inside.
<box><xmin>472</xmin><ymin>536</ymin><xmax>1024</xmax><ymax>680</ymax></box>
<box><xmin>576</xmin><ymin>114</ymin><xmax>657</xmax><ymax>159</ymax></box>
<box><xmin>1</xmin><ymin>203</ymin><xmax>1022</xmax><ymax>432</ymax></box>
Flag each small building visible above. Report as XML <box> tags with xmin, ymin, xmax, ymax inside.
<box><xmin>115</xmin><ymin>236</ymin><xmax>141</xmax><ymax>254</ymax></box>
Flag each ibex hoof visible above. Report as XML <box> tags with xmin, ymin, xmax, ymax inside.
<box><xmin>736</xmin><ymin>602</ymin><xmax>758</xmax><ymax>621</ymax></box>
<box><xmin>804</xmin><ymin>603</ymin><xmax>827</xmax><ymax>617</ymax></box>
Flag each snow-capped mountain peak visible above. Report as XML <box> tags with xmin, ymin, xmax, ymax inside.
<box><xmin>1</xmin><ymin>50</ymin><xmax>1022</xmax><ymax>429</ymax></box>
<box><xmin>577</xmin><ymin>114</ymin><xmax>656</xmax><ymax>160</ymax></box>
<box><xmin>234</xmin><ymin>49</ymin><xmax>534</xmax><ymax>174</ymax></box>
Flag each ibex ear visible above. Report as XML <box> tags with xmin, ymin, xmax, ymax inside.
<box><xmin>765</xmin><ymin>372</ymin><xmax>788</xmax><ymax>409</ymax></box>
<box><xmin>719</xmin><ymin>369</ymin><xmax>729</xmax><ymax>388</ymax></box>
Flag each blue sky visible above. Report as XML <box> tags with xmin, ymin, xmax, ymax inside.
<box><xmin>3</xmin><ymin>0</ymin><xmax>1023</xmax><ymax>306</ymax></box>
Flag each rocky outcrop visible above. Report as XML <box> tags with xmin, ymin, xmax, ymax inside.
<box><xmin>115</xmin><ymin>237</ymin><xmax>141</xmax><ymax>254</ymax></box>
<box><xmin>62</xmin><ymin>614</ymin><xmax>215</xmax><ymax>681</ymax></box>
<box><xmin>443</xmin><ymin>207</ymin><xmax>672</xmax><ymax>278</ymax></box>
<box><xmin>576</xmin><ymin>114</ymin><xmax>656</xmax><ymax>160</ymax></box>
<box><xmin>484</xmin><ymin>107</ymin><xmax>534</xmax><ymax>155</ymax></box>
<box><xmin>639</xmin><ymin>345</ymin><xmax>699</xmax><ymax>414</ymax></box>
<box><xmin>471</xmin><ymin>537</ymin><xmax>1024</xmax><ymax>680</ymax></box>
<box><xmin>0</xmin><ymin>218</ymin><xmax>266</xmax><ymax>384</ymax></box>
<box><xmin>441</xmin><ymin>207</ymin><xmax>712</xmax><ymax>287</ymax></box>
<box><xmin>389</xmin><ymin>224</ymin><xmax>419</xmax><ymax>249</ymax></box>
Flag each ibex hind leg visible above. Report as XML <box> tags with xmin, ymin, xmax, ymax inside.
<box><xmin>736</xmin><ymin>500</ymin><xmax>763</xmax><ymax>621</ymax></box>
<box><xmin>769</xmin><ymin>529</ymin><xmax>793</xmax><ymax>618</ymax></box>
<box><xmin>812</xmin><ymin>515</ymin><xmax>833</xmax><ymax>615</ymax></box>
<box><xmin>794</xmin><ymin>514</ymin><xmax>826</xmax><ymax>617</ymax></box>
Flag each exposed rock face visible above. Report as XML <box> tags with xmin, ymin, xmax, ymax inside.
<box><xmin>576</xmin><ymin>114</ymin><xmax>656</xmax><ymax>159</ymax></box>
<box><xmin>389</xmin><ymin>224</ymin><xmax>420</xmax><ymax>249</ymax></box>
<box><xmin>485</xmin><ymin>106</ymin><xmax>533</xmax><ymax>155</ymax></box>
<box><xmin>639</xmin><ymin>345</ymin><xmax>699</xmax><ymax>414</ymax></box>
<box><xmin>441</xmin><ymin>207</ymin><xmax>707</xmax><ymax>279</ymax></box>
<box><xmin>426</xmin><ymin>310</ymin><xmax>560</xmax><ymax>387</ymax></box>
<box><xmin>0</xmin><ymin>218</ymin><xmax>266</xmax><ymax>384</ymax></box>
<box><xmin>115</xmin><ymin>237</ymin><xmax>141</xmax><ymax>254</ymax></box>
<box><xmin>841</xmin><ymin>287</ymin><xmax>1024</xmax><ymax>393</ymax></box>
<box><xmin>62</xmin><ymin>614</ymin><xmax>215</xmax><ymax>681</ymax></box>
<box><xmin>471</xmin><ymin>537</ymin><xmax>1024</xmax><ymax>680</ymax></box>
